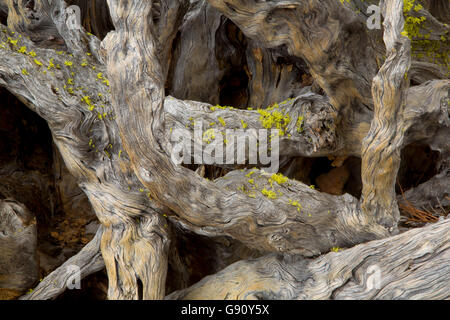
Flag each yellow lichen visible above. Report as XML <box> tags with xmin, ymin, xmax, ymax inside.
<box><xmin>288</xmin><ymin>199</ymin><xmax>302</xmax><ymax>212</ymax></box>
<box><xmin>202</xmin><ymin>128</ymin><xmax>216</xmax><ymax>144</ymax></box>
<box><xmin>262</xmin><ymin>188</ymin><xmax>277</xmax><ymax>199</ymax></box>
<box><xmin>48</xmin><ymin>58</ymin><xmax>55</xmax><ymax>70</ymax></box>
<box><xmin>296</xmin><ymin>116</ymin><xmax>304</xmax><ymax>133</ymax></box>
<box><xmin>81</xmin><ymin>96</ymin><xmax>95</xmax><ymax>111</ymax></box>
<box><xmin>8</xmin><ymin>37</ymin><xmax>18</xmax><ymax>46</ymax></box>
<box><xmin>257</xmin><ymin>105</ymin><xmax>291</xmax><ymax>136</ymax></box>
<box><xmin>270</xmin><ymin>173</ymin><xmax>288</xmax><ymax>185</ymax></box>
<box><xmin>218</xmin><ymin>117</ymin><xmax>226</xmax><ymax>126</ymax></box>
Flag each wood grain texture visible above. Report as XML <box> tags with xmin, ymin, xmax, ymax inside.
<box><xmin>206</xmin><ymin>0</ymin><xmax>378</xmax><ymax>111</ymax></box>
<box><xmin>167</xmin><ymin>217</ymin><xmax>450</xmax><ymax>300</ymax></box>
<box><xmin>85</xmin><ymin>183</ymin><xmax>169</xmax><ymax>299</ymax></box>
<box><xmin>0</xmin><ymin>0</ymin><xmax>448</xmax><ymax>300</ymax></box>
<box><xmin>102</xmin><ymin>0</ymin><xmax>386</xmax><ymax>259</ymax></box>
<box><xmin>164</xmin><ymin>79</ymin><xmax>449</xmax><ymax>161</ymax></box>
<box><xmin>164</xmin><ymin>92</ymin><xmax>338</xmax><ymax>162</ymax></box>
<box><xmin>0</xmin><ymin>3</ymin><xmax>170</xmax><ymax>298</ymax></box>
<box><xmin>360</xmin><ymin>0</ymin><xmax>411</xmax><ymax>232</ymax></box>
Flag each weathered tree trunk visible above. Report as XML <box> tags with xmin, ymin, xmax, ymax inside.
<box><xmin>0</xmin><ymin>0</ymin><xmax>448</xmax><ymax>300</ymax></box>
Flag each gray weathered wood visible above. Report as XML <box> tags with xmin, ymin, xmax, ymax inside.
<box><xmin>0</xmin><ymin>0</ymin><xmax>448</xmax><ymax>300</ymax></box>
<box><xmin>167</xmin><ymin>217</ymin><xmax>450</xmax><ymax>300</ymax></box>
